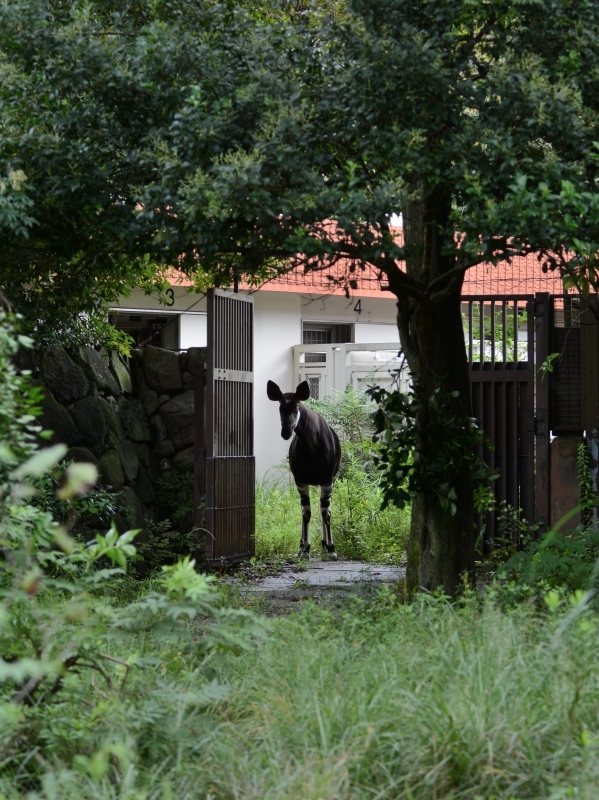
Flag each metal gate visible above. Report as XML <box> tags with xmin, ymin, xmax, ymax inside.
<box><xmin>464</xmin><ymin>294</ymin><xmax>548</xmax><ymax>548</ymax></box>
<box><xmin>196</xmin><ymin>288</ymin><xmax>255</xmax><ymax>565</ymax></box>
<box><xmin>465</xmin><ymin>291</ymin><xmax>599</xmax><ymax>547</ymax></box>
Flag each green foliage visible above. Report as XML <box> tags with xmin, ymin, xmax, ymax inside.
<box><xmin>133</xmin><ymin>517</ymin><xmax>207</xmax><ymax>571</ymax></box>
<box><xmin>29</xmin><ymin>462</ymin><xmax>121</xmax><ymax>528</ymax></box>
<box><xmin>487</xmin><ymin>500</ymin><xmax>542</xmax><ymax>563</ymax></box>
<box><xmin>578</xmin><ymin>441</ymin><xmax>595</xmax><ymax>529</ymax></box>
<box><xmin>0</xmin><ymin>313</ymin><xmax>45</xmax><ymax>476</ymax></box>
<box><xmin>463</xmin><ymin>306</ymin><xmax>528</xmax><ymax>363</ymax></box>
<box><xmin>23</xmin><ymin>0</ymin><xmax>598</xmax><ymax>296</ymax></box>
<box><xmin>498</xmin><ymin>526</ymin><xmax>599</xmax><ymax>596</ymax></box>
<box><xmin>6</xmin><ymin>576</ymin><xmax>599</xmax><ymax>797</ymax></box>
<box><xmin>149</xmin><ymin>591</ymin><xmax>599</xmax><ymax>799</ymax></box>
<box><xmin>330</xmin><ymin>450</ymin><xmax>410</xmax><ymax>563</ymax></box>
<box><xmin>156</xmin><ymin>469</ymin><xmax>194</xmax><ymax>525</ymax></box>
<box><xmin>0</xmin><ymin>167</ymin><xmax>35</xmax><ymax>238</ymax></box>
<box><xmin>496</xmin><ymin>445</ymin><xmax>598</xmax><ymax>595</ymax></box>
<box><xmin>36</xmin><ymin>308</ymin><xmax>135</xmax><ymax>357</ymax></box>
<box><xmin>539</xmin><ymin>351</ymin><xmax>562</xmax><ymax>381</ymax></box>
<box><xmin>368</xmin><ymin>382</ymin><xmax>497</xmax><ymax>515</ymax></box>
<box><xmin>0</xmin><ymin>312</ymin><xmax>266</xmax><ymax>791</ymax></box>
<box><xmin>308</xmin><ymin>384</ymin><xmax>375</xmax><ymax>447</ymax></box>
<box><xmin>256</xmin><ymin>465</ymin><xmax>410</xmax><ymax>564</ymax></box>
<box><xmin>255</xmin><ymin>471</ymin><xmax>303</xmax><ymax>560</ymax></box>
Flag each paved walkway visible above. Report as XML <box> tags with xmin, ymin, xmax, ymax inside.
<box><xmin>227</xmin><ymin>559</ymin><xmax>405</xmax><ymax>610</ymax></box>
<box><xmin>251</xmin><ymin>560</ymin><xmax>404</xmax><ymax>592</ymax></box>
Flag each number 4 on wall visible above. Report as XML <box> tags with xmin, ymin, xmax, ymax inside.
<box><xmin>353</xmin><ymin>299</ymin><xmax>362</xmax><ymax>315</ymax></box>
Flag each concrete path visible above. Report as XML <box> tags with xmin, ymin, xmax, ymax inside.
<box><xmin>223</xmin><ymin>559</ymin><xmax>406</xmax><ymax>612</ymax></box>
<box><xmin>251</xmin><ymin>560</ymin><xmax>404</xmax><ymax>592</ymax></box>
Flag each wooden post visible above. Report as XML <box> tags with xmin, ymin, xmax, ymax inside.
<box><xmin>193</xmin><ymin>357</ymin><xmax>206</xmax><ymax>532</ymax></box>
<box><xmin>534</xmin><ymin>292</ymin><xmax>551</xmax><ymax>533</ymax></box>
<box><xmin>581</xmin><ymin>294</ymin><xmax>599</xmax><ymax>437</ymax></box>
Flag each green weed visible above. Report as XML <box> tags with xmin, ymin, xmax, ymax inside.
<box><xmin>193</xmin><ymin>591</ymin><xmax>599</xmax><ymax>800</ymax></box>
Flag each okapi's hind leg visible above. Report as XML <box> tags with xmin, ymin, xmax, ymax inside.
<box><xmin>296</xmin><ymin>483</ymin><xmax>311</xmax><ymax>557</ymax></box>
<box><xmin>320</xmin><ymin>483</ymin><xmax>337</xmax><ymax>560</ymax></box>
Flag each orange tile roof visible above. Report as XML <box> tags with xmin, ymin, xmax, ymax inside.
<box><xmin>462</xmin><ymin>252</ymin><xmax>564</xmax><ymax>296</ymax></box>
<box><xmin>262</xmin><ymin>249</ymin><xmax>565</xmax><ymax>298</ymax></box>
<box><xmin>170</xmin><ymin>226</ymin><xmax>567</xmax><ymax>298</ymax></box>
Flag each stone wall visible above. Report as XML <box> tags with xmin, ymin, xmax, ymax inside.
<box><xmin>29</xmin><ymin>343</ymin><xmax>205</xmax><ymax>539</ymax></box>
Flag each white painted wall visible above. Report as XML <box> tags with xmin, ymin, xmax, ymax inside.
<box><xmin>179</xmin><ymin>313</ymin><xmax>207</xmax><ymax>349</ymax></box>
<box><xmin>163</xmin><ymin>316</ymin><xmax>179</xmax><ymax>350</ymax></box>
<box><xmin>354</xmin><ymin>323</ymin><xmax>400</xmax><ymax>343</ymax></box>
<box><xmin>300</xmin><ymin>293</ymin><xmax>397</xmax><ymax>326</ymax></box>
<box><xmin>252</xmin><ymin>291</ymin><xmax>302</xmax><ymax>481</ymax></box>
<box><xmin>118</xmin><ymin>287</ymin><xmax>207</xmax><ymax>314</ymax></box>
<box><xmin>114</xmin><ymin>286</ymin><xmax>401</xmax><ymax>479</ymax></box>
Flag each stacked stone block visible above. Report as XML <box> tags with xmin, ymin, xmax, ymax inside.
<box><xmin>31</xmin><ymin>343</ymin><xmax>204</xmax><ymax>537</ymax></box>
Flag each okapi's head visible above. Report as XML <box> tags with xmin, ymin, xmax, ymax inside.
<box><xmin>267</xmin><ymin>380</ymin><xmax>310</xmax><ymax>440</ymax></box>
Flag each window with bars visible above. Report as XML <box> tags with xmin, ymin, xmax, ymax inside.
<box><xmin>303</xmin><ymin>328</ymin><xmax>332</xmax><ymax>344</ymax></box>
<box><xmin>307</xmin><ymin>376</ymin><xmax>320</xmax><ymax>399</ymax></box>
<box><xmin>302</xmin><ymin>324</ymin><xmax>353</xmax><ymax>345</ymax></box>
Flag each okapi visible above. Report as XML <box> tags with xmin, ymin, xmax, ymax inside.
<box><xmin>267</xmin><ymin>380</ymin><xmax>342</xmax><ymax>559</ymax></box>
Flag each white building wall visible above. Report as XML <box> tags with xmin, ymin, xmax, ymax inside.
<box><xmin>354</xmin><ymin>323</ymin><xmax>399</xmax><ymax>343</ymax></box>
<box><xmin>252</xmin><ymin>291</ymin><xmax>302</xmax><ymax>480</ymax></box>
<box><xmin>120</xmin><ymin>287</ymin><xmax>208</xmax><ymax>314</ymax></box>
<box><xmin>114</xmin><ymin>286</ymin><xmax>401</xmax><ymax>479</ymax></box>
<box><xmin>299</xmin><ymin>293</ymin><xmax>397</xmax><ymax>326</ymax></box>
<box><xmin>179</xmin><ymin>313</ymin><xmax>207</xmax><ymax>349</ymax></box>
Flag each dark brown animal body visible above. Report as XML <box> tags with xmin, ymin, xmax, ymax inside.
<box><xmin>289</xmin><ymin>404</ymin><xmax>341</xmax><ymax>486</ymax></box>
<box><xmin>267</xmin><ymin>380</ymin><xmax>341</xmax><ymax>557</ymax></box>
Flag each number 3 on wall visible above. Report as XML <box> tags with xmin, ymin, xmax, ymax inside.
<box><xmin>165</xmin><ymin>288</ymin><xmax>175</xmax><ymax>307</ymax></box>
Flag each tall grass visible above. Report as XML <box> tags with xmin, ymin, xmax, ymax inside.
<box><xmin>179</xmin><ymin>592</ymin><xmax>599</xmax><ymax>799</ymax></box>
<box><xmin>8</xmin><ymin>590</ymin><xmax>599</xmax><ymax>799</ymax></box>
<box><xmin>255</xmin><ymin>465</ymin><xmax>410</xmax><ymax>563</ymax></box>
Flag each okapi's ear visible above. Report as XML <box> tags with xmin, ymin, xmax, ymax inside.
<box><xmin>295</xmin><ymin>380</ymin><xmax>310</xmax><ymax>401</ymax></box>
<box><xmin>267</xmin><ymin>380</ymin><xmax>283</xmax><ymax>402</ymax></box>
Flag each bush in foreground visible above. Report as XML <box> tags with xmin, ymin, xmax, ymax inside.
<box><xmin>0</xmin><ymin>312</ymin><xmax>266</xmax><ymax>794</ymax></box>
<box><xmin>190</xmin><ymin>589</ymin><xmax>599</xmax><ymax>800</ymax></box>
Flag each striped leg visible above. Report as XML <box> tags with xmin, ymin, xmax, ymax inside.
<box><xmin>296</xmin><ymin>483</ymin><xmax>311</xmax><ymax>557</ymax></box>
<box><xmin>320</xmin><ymin>483</ymin><xmax>337</xmax><ymax>560</ymax></box>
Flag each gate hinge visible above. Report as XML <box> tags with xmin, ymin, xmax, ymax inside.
<box><xmin>533</xmin><ymin>299</ymin><xmax>545</xmax><ymax>317</ymax></box>
<box><xmin>527</xmin><ymin>416</ymin><xmax>545</xmax><ymax>435</ymax></box>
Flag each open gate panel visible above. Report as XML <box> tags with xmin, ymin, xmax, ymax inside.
<box><xmin>204</xmin><ymin>289</ymin><xmax>255</xmax><ymax>565</ymax></box>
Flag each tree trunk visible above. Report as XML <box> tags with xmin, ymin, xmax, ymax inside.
<box><xmin>389</xmin><ymin>179</ymin><xmax>475</xmax><ymax>595</ymax></box>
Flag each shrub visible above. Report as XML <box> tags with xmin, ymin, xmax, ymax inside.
<box><xmin>29</xmin><ymin>463</ymin><xmax>121</xmax><ymax>530</ymax></box>
<box><xmin>0</xmin><ymin>312</ymin><xmax>266</xmax><ymax>792</ymax></box>
<box><xmin>498</xmin><ymin>525</ymin><xmax>599</xmax><ymax>594</ymax></box>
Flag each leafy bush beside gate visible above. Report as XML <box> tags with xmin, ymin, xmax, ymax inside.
<box><xmin>0</xmin><ymin>313</ymin><xmax>266</xmax><ymax>790</ymax></box>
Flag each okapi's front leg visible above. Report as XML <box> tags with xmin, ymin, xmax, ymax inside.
<box><xmin>296</xmin><ymin>483</ymin><xmax>311</xmax><ymax>557</ymax></box>
<box><xmin>320</xmin><ymin>483</ymin><xmax>337</xmax><ymax>560</ymax></box>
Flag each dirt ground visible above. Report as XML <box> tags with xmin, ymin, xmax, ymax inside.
<box><xmin>217</xmin><ymin>557</ymin><xmax>406</xmax><ymax>615</ymax></box>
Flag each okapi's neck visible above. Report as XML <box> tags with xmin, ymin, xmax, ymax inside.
<box><xmin>292</xmin><ymin>403</ymin><xmax>318</xmax><ymax>444</ymax></box>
